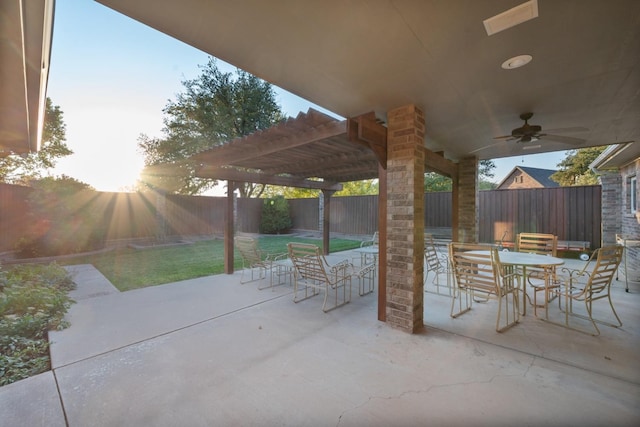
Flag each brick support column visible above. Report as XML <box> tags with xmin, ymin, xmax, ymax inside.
<box><xmin>599</xmin><ymin>173</ymin><xmax>622</xmax><ymax>245</ymax></box>
<box><xmin>455</xmin><ymin>157</ymin><xmax>479</xmax><ymax>243</ymax></box>
<box><xmin>385</xmin><ymin>104</ymin><xmax>425</xmax><ymax>333</ymax></box>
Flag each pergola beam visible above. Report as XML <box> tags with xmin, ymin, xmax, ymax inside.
<box><xmin>193</xmin><ymin>120</ymin><xmax>347</xmax><ymax>167</ymax></box>
<box><xmin>196</xmin><ymin>166</ymin><xmax>343</xmax><ymax>191</ymax></box>
<box><xmin>423</xmin><ymin>147</ymin><xmax>458</xmax><ymax>178</ymax></box>
<box><xmin>347</xmin><ymin>112</ymin><xmax>387</xmax><ymax>167</ymax></box>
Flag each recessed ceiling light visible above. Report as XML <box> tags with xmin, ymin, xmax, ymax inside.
<box><xmin>502</xmin><ymin>54</ymin><xmax>533</xmax><ymax>69</ymax></box>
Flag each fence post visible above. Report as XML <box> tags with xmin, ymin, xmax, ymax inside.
<box><xmin>155</xmin><ymin>189</ymin><xmax>167</xmax><ymax>242</ymax></box>
<box><xmin>318</xmin><ymin>191</ymin><xmax>324</xmax><ymax>234</ymax></box>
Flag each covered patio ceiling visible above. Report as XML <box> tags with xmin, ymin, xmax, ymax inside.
<box><xmin>96</xmin><ymin>0</ymin><xmax>639</xmax><ymax>162</ymax></box>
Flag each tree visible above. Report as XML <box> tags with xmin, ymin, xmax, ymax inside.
<box><xmin>261</xmin><ymin>179</ymin><xmax>379</xmax><ymax>199</ymax></box>
<box><xmin>424</xmin><ymin>159</ymin><xmax>497</xmax><ymax>192</ymax></box>
<box><xmin>551</xmin><ymin>146</ymin><xmax>607</xmax><ymax>186</ymax></box>
<box><xmin>138</xmin><ymin>58</ymin><xmax>286</xmax><ymax>196</ymax></box>
<box><xmin>0</xmin><ymin>98</ymin><xmax>72</xmax><ymax>184</ymax></box>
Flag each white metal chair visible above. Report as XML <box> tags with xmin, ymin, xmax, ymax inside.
<box><xmin>424</xmin><ymin>234</ymin><xmax>452</xmax><ymax>296</ymax></box>
<box><xmin>234</xmin><ymin>236</ymin><xmax>284</xmax><ymax>289</ymax></box>
<box><xmin>550</xmin><ymin>245</ymin><xmax>623</xmax><ymax>335</ymax></box>
<box><xmin>287</xmin><ymin>242</ymin><xmax>352</xmax><ymax>312</ymax></box>
<box><xmin>449</xmin><ymin>242</ymin><xmax>521</xmax><ymax>332</ymax></box>
<box><xmin>360</xmin><ymin>231</ymin><xmax>378</xmax><ymax>248</ymax></box>
<box><xmin>516</xmin><ymin>232</ymin><xmax>558</xmax><ymax>313</ymax></box>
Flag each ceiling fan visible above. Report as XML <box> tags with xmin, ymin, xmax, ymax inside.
<box><xmin>471</xmin><ymin>112</ymin><xmax>587</xmax><ymax>154</ymax></box>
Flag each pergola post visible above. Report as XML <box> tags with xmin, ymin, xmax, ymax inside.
<box><xmin>385</xmin><ymin>104</ymin><xmax>425</xmax><ymax>333</ymax></box>
<box><xmin>321</xmin><ymin>189</ymin><xmax>335</xmax><ymax>255</ymax></box>
<box><xmin>224</xmin><ymin>180</ymin><xmax>235</xmax><ymax>274</ymax></box>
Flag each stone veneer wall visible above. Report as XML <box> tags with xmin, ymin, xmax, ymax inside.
<box><xmin>620</xmin><ymin>161</ymin><xmax>640</xmax><ymax>280</ymax></box>
<box><xmin>385</xmin><ymin>105</ymin><xmax>425</xmax><ymax>333</ymax></box>
<box><xmin>599</xmin><ymin>160</ymin><xmax>640</xmax><ymax>282</ymax></box>
<box><xmin>600</xmin><ymin>173</ymin><xmax>622</xmax><ymax>245</ymax></box>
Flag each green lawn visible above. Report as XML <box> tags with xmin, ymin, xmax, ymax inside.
<box><xmin>57</xmin><ymin>236</ymin><xmax>361</xmax><ymax>291</ymax></box>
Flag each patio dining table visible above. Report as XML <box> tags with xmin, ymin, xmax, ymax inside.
<box><xmin>467</xmin><ymin>250</ymin><xmax>564</xmax><ymax>316</ymax></box>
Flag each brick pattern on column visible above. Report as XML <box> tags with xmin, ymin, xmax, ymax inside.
<box><xmin>457</xmin><ymin>157</ymin><xmax>479</xmax><ymax>243</ymax></box>
<box><xmin>599</xmin><ymin>173</ymin><xmax>622</xmax><ymax>245</ymax></box>
<box><xmin>385</xmin><ymin>104</ymin><xmax>425</xmax><ymax>333</ymax></box>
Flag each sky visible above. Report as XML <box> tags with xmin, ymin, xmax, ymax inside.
<box><xmin>48</xmin><ymin>0</ymin><xmax>569</xmax><ymax>194</ymax></box>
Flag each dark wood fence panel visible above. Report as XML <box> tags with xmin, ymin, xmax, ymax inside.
<box><xmin>0</xmin><ymin>184</ymin><xmax>32</xmax><ymax>252</ymax></box>
<box><xmin>425</xmin><ymin>192</ymin><xmax>452</xmax><ymax>227</ymax></box>
<box><xmin>0</xmin><ymin>183</ymin><xmax>602</xmax><ymax>252</ymax></box>
<box><xmin>330</xmin><ymin>195</ymin><xmax>378</xmax><ymax>235</ymax></box>
<box><xmin>289</xmin><ymin>198</ymin><xmax>318</xmax><ymax>231</ymax></box>
<box><xmin>237</xmin><ymin>197</ymin><xmax>263</xmax><ymax>233</ymax></box>
<box><xmin>96</xmin><ymin>192</ymin><xmax>157</xmax><ymax>240</ymax></box>
<box><xmin>478</xmin><ymin>186</ymin><xmax>601</xmax><ymax>249</ymax></box>
<box><xmin>165</xmin><ymin>194</ymin><xmax>226</xmax><ymax>236</ymax></box>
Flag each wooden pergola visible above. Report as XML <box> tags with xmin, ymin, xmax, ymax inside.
<box><xmin>184</xmin><ymin>108</ymin><xmax>458</xmax><ymax>321</ymax></box>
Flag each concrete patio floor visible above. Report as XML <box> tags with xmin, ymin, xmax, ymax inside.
<box><xmin>1</xmin><ymin>249</ymin><xmax>639</xmax><ymax>426</ymax></box>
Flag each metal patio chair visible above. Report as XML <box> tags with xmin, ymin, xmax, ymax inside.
<box><xmin>449</xmin><ymin>242</ymin><xmax>521</xmax><ymax>332</ymax></box>
<box><xmin>516</xmin><ymin>232</ymin><xmax>559</xmax><ymax>313</ymax></box>
<box><xmin>550</xmin><ymin>245</ymin><xmax>624</xmax><ymax>335</ymax></box>
<box><xmin>234</xmin><ymin>236</ymin><xmax>279</xmax><ymax>288</ymax></box>
<box><xmin>287</xmin><ymin>242</ymin><xmax>352</xmax><ymax>312</ymax></box>
<box><xmin>424</xmin><ymin>234</ymin><xmax>452</xmax><ymax>296</ymax></box>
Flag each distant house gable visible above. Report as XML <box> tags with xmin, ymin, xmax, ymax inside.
<box><xmin>496</xmin><ymin>166</ymin><xmax>560</xmax><ymax>190</ymax></box>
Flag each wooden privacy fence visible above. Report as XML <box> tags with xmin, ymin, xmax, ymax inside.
<box><xmin>0</xmin><ymin>184</ymin><xmax>601</xmax><ymax>252</ymax></box>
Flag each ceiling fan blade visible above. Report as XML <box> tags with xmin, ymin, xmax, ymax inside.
<box><xmin>539</xmin><ymin>134</ymin><xmax>586</xmax><ymax>145</ymax></box>
<box><xmin>493</xmin><ymin>135</ymin><xmax>516</xmax><ymax>141</ymax></box>
<box><xmin>470</xmin><ymin>141</ymin><xmax>505</xmax><ymax>154</ymax></box>
<box><xmin>542</xmin><ymin>126</ymin><xmax>589</xmax><ymax>134</ymax></box>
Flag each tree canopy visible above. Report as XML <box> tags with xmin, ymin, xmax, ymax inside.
<box><xmin>138</xmin><ymin>58</ymin><xmax>286</xmax><ymax>196</ymax></box>
<box><xmin>551</xmin><ymin>146</ymin><xmax>607</xmax><ymax>186</ymax></box>
<box><xmin>0</xmin><ymin>98</ymin><xmax>72</xmax><ymax>185</ymax></box>
<box><xmin>424</xmin><ymin>159</ymin><xmax>497</xmax><ymax>192</ymax></box>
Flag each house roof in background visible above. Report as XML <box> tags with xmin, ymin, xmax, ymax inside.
<box><xmin>497</xmin><ymin>166</ymin><xmax>558</xmax><ymax>188</ymax></box>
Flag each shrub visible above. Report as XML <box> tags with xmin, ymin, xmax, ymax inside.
<box><xmin>15</xmin><ymin>176</ymin><xmax>107</xmax><ymax>258</ymax></box>
<box><xmin>260</xmin><ymin>196</ymin><xmax>292</xmax><ymax>234</ymax></box>
<box><xmin>0</xmin><ymin>263</ymin><xmax>75</xmax><ymax>386</ymax></box>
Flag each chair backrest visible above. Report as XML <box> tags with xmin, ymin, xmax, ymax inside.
<box><xmin>516</xmin><ymin>233</ymin><xmax>557</xmax><ymax>256</ymax></box>
<box><xmin>361</xmin><ymin>231</ymin><xmax>379</xmax><ymax>247</ymax></box>
<box><xmin>448</xmin><ymin>242</ymin><xmax>501</xmax><ymax>294</ymax></box>
<box><xmin>287</xmin><ymin>242</ymin><xmax>330</xmax><ymax>283</ymax></box>
<box><xmin>424</xmin><ymin>234</ymin><xmax>443</xmax><ymax>270</ymax></box>
<box><xmin>586</xmin><ymin>245</ymin><xmax>624</xmax><ymax>294</ymax></box>
<box><xmin>234</xmin><ymin>236</ymin><xmax>262</xmax><ymax>265</ymax></box>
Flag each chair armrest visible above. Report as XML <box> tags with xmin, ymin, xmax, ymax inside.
<box><xmin>355</xmin><ymin>263</ymin><xmax>376</xmax><ymax>277</ymax></box>
<box><xmin>329</xmin><ymin>259</ymin><xmax>352</xmax><ymax>273</ymax></box>
<box><xmin>272</xmin><ymin>252</ymin><xmax>289</xmax><ymax>261</ymax></box>
<box><xmin>556</xmin><ymin>267</ymin><xmax>591</xmax><ymax>288</ymax></box>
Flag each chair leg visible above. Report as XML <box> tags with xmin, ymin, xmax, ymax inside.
<box><xmin>450</xmin><ymin>286</ymin><xmax>472</xmax><ymax>318</ymax></box>
<box><xmin>496</xmin><ymin>289</ymin><xmax>520</xmax><ymax>332</ymax></box>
